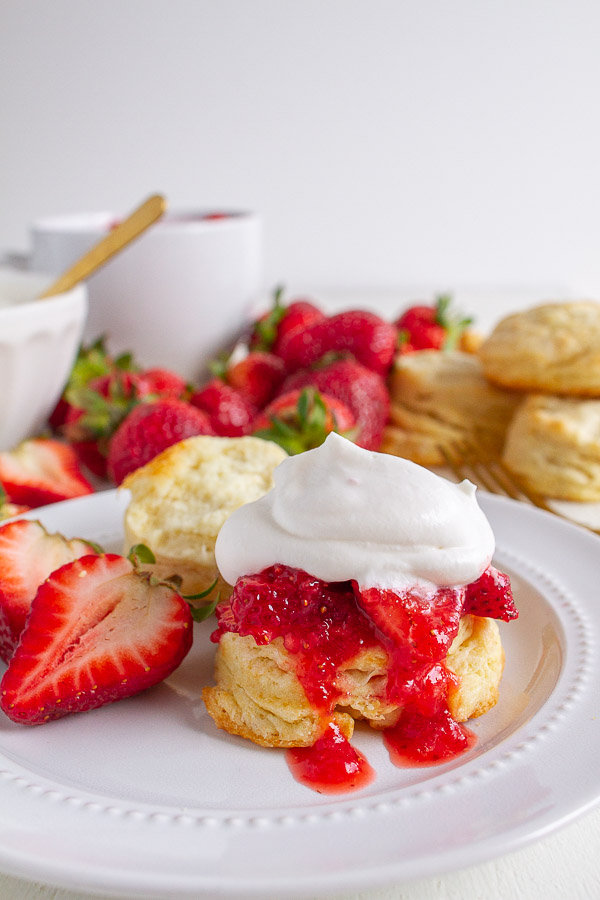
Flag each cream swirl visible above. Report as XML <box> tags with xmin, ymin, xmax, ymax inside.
<box><xmin>215</xmin><ymin>433</ymin><xmax>495</xmax><ymax>590</ymax></box>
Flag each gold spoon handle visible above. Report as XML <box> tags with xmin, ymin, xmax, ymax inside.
<box><xmin>39</xmin><ymin>193</ymin><xmax>167</xmax><ymax>299</ymax></box>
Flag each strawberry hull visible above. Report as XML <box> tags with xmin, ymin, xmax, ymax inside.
<box><xmin>0</xmin><ymin>554</ymin><xmax>193</xmax><ymax>725</ymax></box>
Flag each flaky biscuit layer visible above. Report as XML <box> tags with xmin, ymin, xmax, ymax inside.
<box><xmin>203</xmin><ymin>615</ymin><xmax>504</xmax><ymax>748</ymax></box>
<box><xmin>383</xmin><ymin>350</ymin><xmax>519</xmax><ymax>466</ymax></box>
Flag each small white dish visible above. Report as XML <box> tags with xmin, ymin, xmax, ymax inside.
<box><xmin>0</xmin><ymin>268</ymin><xmax>87</xmax><ymax>450</ymax></box>
<box><xmin>0</xmin><ymin>490</ymin><xmax>598</xmax><ymax>897</ymax></box>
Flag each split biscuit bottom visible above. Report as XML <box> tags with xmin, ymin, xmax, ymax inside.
<box><xmin>122</xmin><ymin>435</ymin><xmax>287</xmax><ymax>596</ymax></box>
<box><xmin>382</xmin><ymin>350</ymin><xmax>520</xmax><ymax>467</ymax></box>
<box><xmin>203</xmin><ymin>615</ymin><xmax>504</xmax><ymax>748</ymax></box>
<box><xmin>503</xmin><ymin>394</ymin><xmax>600</xmax><ymax>501</ymax></box>
<box><xmin>479</xmin><ymin>301</ymin><xmax>600</xmax><ymax>396</ymax></box>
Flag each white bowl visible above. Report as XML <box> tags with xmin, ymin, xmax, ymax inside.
<box><xmin>31</xmin><ymin>210</ymin><xmax>262</xmax><ymax>380</ymax></box>
<box><xmin>0</xmin><ymin>267</ymin><xmax>87</xmax><ymax>450</ymax></box>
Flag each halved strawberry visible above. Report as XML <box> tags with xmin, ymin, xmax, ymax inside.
<box><xmin>0</xmin><ymin>520</ymin><xmax>99</xmax><ymax>663</ymax></box>
<box><xmin>252</xmin><ymin>387</ymin><xmax>356</xmax><ymax>455</ymax></box>
<box><xmin>0</xmin><ymin>440</ymin><xmax>93</xmax><ymax>508</ymax></box>
<box><xmin>0</xmin><ymin>483</ymin><xmax>29</xmax><ymax>523</ymax></box>
<box><xmin>463</xmin><ymin>566</ymin><xmax>518</xmax><ymax>621</ymax></box>
<box><xmin>0</xmin><ymin>553</ymin><xmax>193</xmax><ymax>724</ymax></box>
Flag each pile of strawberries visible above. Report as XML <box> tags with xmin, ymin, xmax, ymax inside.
<box><xmin>0</xmin><ymin>290</ymin><xmax>473</xmax><ymax>728</ymax></box>
<box><xmin>0</xmin><ymin>290</ymin><xmax>471</xmax><ymax>515</ymax></box>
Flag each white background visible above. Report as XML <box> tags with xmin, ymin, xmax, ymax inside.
<box><xmin>2</xmin><ymin>0</ymin><xmax>600</xmax><ymax>299</ymax></box>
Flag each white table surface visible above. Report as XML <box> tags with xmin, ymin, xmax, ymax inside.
<box><xmin>1</xmin><ymin>287</ymin><xmax>599</xmax><ymax>900</ymax></box>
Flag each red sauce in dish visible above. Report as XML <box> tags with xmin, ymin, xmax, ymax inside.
<box><xmin>285</xmin><ymin>720</ymin><xmax>375</xmax><ymax>794</ymax></box>
<box><xmin>213</xmin><ymin>563</ymin><xmax>516</xmax><ymax>792</ymax></box>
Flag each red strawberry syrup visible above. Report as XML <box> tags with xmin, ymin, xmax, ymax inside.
<box><xmin>285</xmin><ymin>721</ymin><xmax>375</xmax><ymax>794</ymax></box>
<box><xmin>213</xmin><ymin>564</ymin><xmax>516</xmax><ymax>791</ymax></box>
<box><xmin>384</xmin><ymin>707</ymin><xmax>476</xmax><ymax>767</ymax></box>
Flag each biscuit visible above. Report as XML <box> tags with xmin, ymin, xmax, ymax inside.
<box><xmin>382</xmin><ymin>350</ymin><xmax>520</xmax><ymax>466</ymax></box>
<box><xmin>502</xmin><ymin>394</ymin><xmax>600</xmax><ymax>500</ymax></box>
<box><xmin>203</xmin><ymin>614</ymin><xmax>504</xmax><ymax>748</ymax></box>
<box><xmin>479</xmin><ymin>301</ymin><xmax>600</xmax><ymax>395</ymax></box>
<box><xmin>123</xmin><ymin>436</ymin><xmax>287</xmax><ymax>595</ymax></box>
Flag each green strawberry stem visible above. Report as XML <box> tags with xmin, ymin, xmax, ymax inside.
<box><xmin>255</xmin><ymin>387</ymin><xmax>355</xmax><ymax>455</ymax></box>
<box><xmin>434</xmin><ymin>294</ymin><xmax>474</xmax><ymax>352</ymax></box>
<box><xmin>252</xmin><ymin>284</ymin><xmax>287</xmax><ymax>350</ymax></box>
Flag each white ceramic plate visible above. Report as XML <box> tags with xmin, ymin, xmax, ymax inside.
<box><xmin>0</xmin><ymin>490</ymin><xmax>599</xmax><ymax>899</ymax></box>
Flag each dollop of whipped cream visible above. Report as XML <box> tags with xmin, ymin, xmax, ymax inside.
<box><xmin>215</xmin><ymin>433</ymin><xmax>495</xmax><ymax>591</ymax></box>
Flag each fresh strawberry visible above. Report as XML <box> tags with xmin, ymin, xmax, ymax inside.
<box><xmin>142</xmin><ymin>367</ymin><xmax>188</xmax><ymax>399</ymax></box>
<box><xmin>463</xmin><ymin>566</ymin><xmax>518</xmax><ymax>622</ymax></box>
<box><xmin>225</xmin><ymin>351</ymin><xmax>286</xmax><ymax>408</ymax></box>
<box><xmin>253</xmin><ymin>387</ymin><xmax>356</xmax><ymax>455</ymax></box>
<box><xmin>250</xmin><ymin>286</ymin><xmax>324</xmax><ymax>352</ymax></box>
<box><xmin>395</xmin><ymin>295</ymin><xmax>473</xmax><ymax>353</ymax></box>
<box><xmin>281</xmin><ymin>358</ymin><xmax>390</xmax><ymax>450</ymax></box>
<box><xmin>273</xmin><ymin>300</ymin><xmax>325</xmax><ymax>354</ymax></box>
<box><xmin>0</xmin><ymin>553</ymin><xmax>193</xmax><ymax>724</ymax></box>
<box><xmin>0</xmin><ymin>440</ymin><xmax>93</xmax><ymax>508</ymax></box>
<box><xmin>190</xmin><ymin>380</ymin><xmax>256</xmax><ymax>436</ymax></box>
<box><xmin>107</xmin><ymin>398</ymin><xmax>215</xmax><ymax>485</ymax></box>
<box><xmin>0</xmin><ymin>520</ymin><xmax>99</xmax><ymax>663</ymax></box>
<box><xmin>62</xmin><ymin>370</ymin><xmax>153</xmax><ymax>478</ymax></box>
<box><xmin>0</xmin><ymin>483</ymin><xmax>29</xmax><ymax>523</ymax></box>
<box><xmin>49</xmin><ymin>338</ymin><xmax>137</xmax><ymax>432</ymax></box>
<box><xmin>277</xmin><ymin>310</ymin><xmax>397</xmax><ymax>376</ymax></box>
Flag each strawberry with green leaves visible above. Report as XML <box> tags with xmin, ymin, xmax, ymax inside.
<box><xmin>63</xmin><ymin>367</ymin><xmax>188</xmax><ymax>479</ymax></box>
<box><xmin>250</xmin><ymin>286</ymin><xmax>325</xmax><ymax>354</ymax></box>
<box><xmin>395</xmin><ymin>295</ymin><xmax>473</xmax><ymax>354</ymax></box>
<box><xmin>0</xmin><ymin>519</ymin><xmax>100</xmax><ymax>663</ymax></box>
<box><xmin>0</xmin><ymin>548</ymin><xmax>194</xmax><ymax>725</ymax></box>
<box><xmin>0</xmin><ymin>439</ymin><xmax>93</xmax><ymax>508</ymax></box>
<box><xmin>252</xmin><ymin>387</ymin><xmax>356</xmax><ymax>455</ymax></box>
<box><xmin>49</xmin><ymin>337</ymin><xmax>136</xmax><ymax>431</ymax></box>
<box><xmin>281</xmin><ymin>357</ymin><xmax>390</xmax><ymax>451</ymax></box>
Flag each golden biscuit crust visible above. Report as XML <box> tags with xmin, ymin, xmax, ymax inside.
<box><xmin>479</xmin><ymin>301</ymin><xmax>600</xmax><ymax>395</ymax></box>
<box><xmin>383</xmin><ymin>350</ymin><xmax>519</xmax><ymax>466</ymax></box>
<box><xmin>502</xmin><ymin>394</ymin><xmax>600</xmax><ymax>500</ymax></box>
<box><xmin>122</xmin><ymin>436</ymin><xmax>287</xmax><ymax>593</ymax></box>
<box><xmin>204</xmin><ymin>614</ymin><xmax>504</xmax><ymax>748</ymax></box>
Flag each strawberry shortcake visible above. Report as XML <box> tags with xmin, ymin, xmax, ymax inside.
<box><xmin>203</xmin><ymin>434</ymin><xmax>517</xmax><ymax>792</ymax></box>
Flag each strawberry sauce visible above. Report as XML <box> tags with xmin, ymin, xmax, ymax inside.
<box><xmin>285</xmin><ymin>721</ymin><xmax>375</xmax><ymax>794</ymax></box>
<box><xmin>384</xmin><ymin>707</ymin><xmax>476</xmax><ymax>767</ymax></box>
<box><xmin>213</xmin><ymin>563</ymin><xmax>516</xmax><ymax>792</ymax></box>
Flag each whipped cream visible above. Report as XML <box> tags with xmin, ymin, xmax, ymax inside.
<box><xmin>215</xmin><ymin>433</ymin><xmax>495</xmax><ymax>591</ymax></box>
